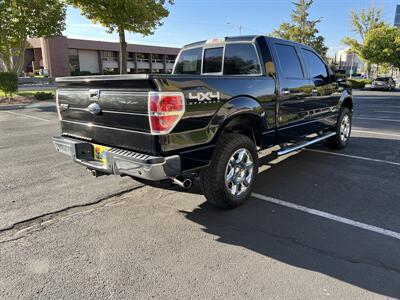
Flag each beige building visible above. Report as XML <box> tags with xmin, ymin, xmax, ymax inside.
<box><xmin>335</xmin><ymin>49</ymin><xmax>364</xmax><ymax>75</ymax></box>
<box><xmin>24</xmin><ymin>36</ymin><xmax>180</xmax><ymax>77</ymax></box>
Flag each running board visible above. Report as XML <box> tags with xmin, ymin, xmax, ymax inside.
<box><xmin>276</xmin><ymin>132</ymin><xmax>336</xmax><ymax>156</ymax></box>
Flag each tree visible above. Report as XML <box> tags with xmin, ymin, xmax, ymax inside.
<box><xmin>342</xmin><ymin>7</ymin><xmax>384</xmax><ymax>77</ymax></box>
<box><xmin>68</xmin><ymin>0</ymin><xmax>174</xmax><ymax>74</ymax></box>
<box><xmin>361</xmin><ymin>24</ymin><xmax>400</xmax><ymax>71</ymax></box>
<box><xmin>271</xmin><ymin>0</ymin><xmax>328</xmax><ymax>58</ymax></box>
<box><xmin>0</xmin><ymin>0</ymin><xmax>66</xmax><ymax>74</ymax></box>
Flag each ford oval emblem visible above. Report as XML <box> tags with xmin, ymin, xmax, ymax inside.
<box><xmin>87</xmin><ymin>102</ymin><xmax>102</xmax><ymax>115</ymax></box>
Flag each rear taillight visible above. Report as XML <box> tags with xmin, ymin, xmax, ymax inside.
<box><xmin>148</xmin><ymin>92</ymin><xmax>185</xmax><ymax>134</ymax></box>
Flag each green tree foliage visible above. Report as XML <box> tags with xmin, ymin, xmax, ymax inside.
<box><xmin>68</xmin><ymin>0</ymin><xmax>174</xmax><ymax>74</ymax></box>
<box><xmin>0</xmin><ymin>0</ymin><xmax>66</xmax><ymax>74</ymax></box>
<box><xmin>271</xmin><ymin>0</ymin><xmax>328</xmax><ymax>58</ymax></box>
<box><xmin>361</xmin><ymin>24</ymin><xmax>400</xmax><ymax>69</ymax></box>
<box><xmin>342</xmin><ymin>7</ymin><xmax>384</xmax><ymax>76</ymax></box>
<box><xmin>0</xmin><ymin>72</ymin><xmax>18</xmax><ymax>99</ymax></box>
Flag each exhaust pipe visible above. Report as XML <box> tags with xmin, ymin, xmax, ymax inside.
<box><xmin>170</xmin><ymin>177</ymin><xmax>192</xmax><ymax>189</ymax></box>
<box><xmin>87</xmin><ymin>168</ymin><xmax>106</xmax><ymax>177</ymax></box>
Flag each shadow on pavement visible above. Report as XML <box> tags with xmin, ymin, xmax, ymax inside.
<box><xmin>179</xmin><ymin>136</ymin><xmax>400</xmax><ymax>298</ymax></box>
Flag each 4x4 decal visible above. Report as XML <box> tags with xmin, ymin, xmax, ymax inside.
<box><xmin>188</xmin><ymin>91</ymin><xmax>221</xmax><ymax>104</ymax></box>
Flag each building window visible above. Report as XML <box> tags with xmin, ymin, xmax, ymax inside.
<box><xmin>102</xmin><ymin>51</ymin><xmax>118</xmax><ymax>62</ymax></box>
<box><xmin>137</xmin><ymin>53</ymin><xmax>150</xmax><ymax>62</ymax></box>
<box><xmin>166</xmin><ymin>55</ymin><xmax>176</xmax><ymax>64</ymax></box>
<box><xmin>152</xmin><ymin>54</ymin><xmax>163</xmax><ymax>63</ymax></box>
<box><xmin>68</xmin><ymin>48</ymin><xmax>80</xmax><ymax>72</ymax></box>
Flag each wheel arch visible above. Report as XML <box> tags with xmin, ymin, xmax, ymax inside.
<box><xmin>210</xmin><ymin>96</ymin><xmax>268</xmax><ymax>147</ymax></box>
<box><xmin>338</xmin><ymin>91</ymin><xmax>353</xmax><ymax>112</ymax></box>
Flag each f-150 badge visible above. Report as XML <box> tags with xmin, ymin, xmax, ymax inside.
<box><xmin>188</xmin><ymin>91</ymin><xmax>221</xmax><ymax>104</ymax></box>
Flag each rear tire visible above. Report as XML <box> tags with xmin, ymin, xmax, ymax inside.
<box><xmin>199</xmin><ymin>133</ymin><xmax>258</xmax><ymax>209</ymax></box>
<box><xmin>327</xmin><ymin>107</ymin><xmax>352</xmax><ymax>149</ymax></box>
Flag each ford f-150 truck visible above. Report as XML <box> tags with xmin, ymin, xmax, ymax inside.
<box><xmin>53</xmin><ymin>35</ymin><xmax>353</xmax><ymax>208</ymax></box>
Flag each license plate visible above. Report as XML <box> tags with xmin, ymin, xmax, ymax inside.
<box><xmin>93</xmin><ymin>144</ymin><xmax>110</xmax><ymax>164</ymax></box>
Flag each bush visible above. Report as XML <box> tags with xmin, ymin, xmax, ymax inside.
<box><xmin>0</xmin><ymin>72</ymin><xmax>18</xmax><ymax>98</ymax></box>
<box><xmin>363</xmin><ymin>78</ymin><xmax>373</xmax><ymax>84</ymax></box>
<box><xmin>346</xmin><ymin>79</ymin><xmax>366</xmax><ymax>89</ymax></box>
<box><xmin>103</xmin><ymin>69</ymin><xmax>119</xmax><ymax>75</ymax></box>
<box><xmin>34</xmin><ymin>91</ymin><xmax>54</xmax><ymax>100</ymax></box>
<box><xmin>71</xmin><ymin>70</ymin><xmax>92</xmax><ymax>76</ymax></box>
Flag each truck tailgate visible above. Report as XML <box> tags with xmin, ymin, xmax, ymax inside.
<box><xmin>56</xmin><ymin>75</ymin><xmax>158</xmax><ymax>153</ymax></box>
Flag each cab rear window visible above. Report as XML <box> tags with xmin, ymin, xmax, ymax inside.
<box><xmin>174</xmin><ymin>42</ymin><xmax>261</xmax><ymax>75</ymax></box>
<box><xmin>174</xmin><ymin>47</ymin><xmax>202</xmax><ymax>75</ymax></box>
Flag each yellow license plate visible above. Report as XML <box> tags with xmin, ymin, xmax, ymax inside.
<box><xmin>93</xmin><ymin>144</ymin><xmax>110</xmax><ymax>164</ymax></box>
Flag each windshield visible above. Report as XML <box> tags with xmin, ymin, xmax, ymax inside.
<box><xmin>375</xmin><ymin>78</ymin><xmax>390</xmax><ymax>82</ymax></box>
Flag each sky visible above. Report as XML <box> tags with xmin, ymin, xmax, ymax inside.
<box><xmin>64</xmin><ymin>0</ymin><xmax>400</xmax><ymax>57</ymax></box>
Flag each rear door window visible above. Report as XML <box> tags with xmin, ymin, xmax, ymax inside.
<box><xmin>223</xmin><ymin>43</ymin><xmax>261</xmax><ymax>75</ymax></box>
<box><xmin>174</xmin><ymin>47</ymin><xmax>202</xmax><ymax>74</ymax></box>
<box><xmin>203</xmin><ymin>47</ymin><xmax>223</xmax><ymax>73</ymax></box>
<box><xmin>274</xmin><ymin>43</ymin><xmax>304</xmax><ymax>79</ymax></box>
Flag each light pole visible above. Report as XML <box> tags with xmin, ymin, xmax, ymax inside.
<box><xmin>349</xmin><ymin>52</ymin><xmax>355</xmax><ymax>79</ymax></box>
<box><xmin>226</xmin><ymin>22</ymin><xmax>242</xmax><ymax>35</ymax></box>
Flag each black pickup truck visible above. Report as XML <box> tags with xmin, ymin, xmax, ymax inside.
<box><xmin>53</xmin><ymin>35</ymin><xmax>353</xmax><ymax>208</ymax></box>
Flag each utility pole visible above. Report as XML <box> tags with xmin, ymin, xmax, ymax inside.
<box><xmin>227</xmin><ymin>22</ymin><xmax>242</xmax><ymax>35</ymax></box>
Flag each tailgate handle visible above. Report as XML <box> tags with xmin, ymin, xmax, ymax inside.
<box><xmin>89</xmin><ymin>89</ymin><xmax>100</xmax><ymax>100</ymax></box>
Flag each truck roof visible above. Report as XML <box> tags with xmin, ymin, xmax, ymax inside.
<box><xmin>182</xmin><ymin>35</ymin><xmax>314</xmax><ymax>52</ymax></box>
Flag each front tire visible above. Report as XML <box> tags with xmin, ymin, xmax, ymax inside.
<box><xmin>199</xmin><ymin>133</ymin><xmax>258</xmax><ymax>208</ymax></box>
<box><xmin>327</xmin><ymin>107</ymin><xmax>352</xmax><ymax>149</ymax></box>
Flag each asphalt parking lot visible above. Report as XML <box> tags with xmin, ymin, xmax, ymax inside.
<box><xmin>0</xmin><ymin>90</ymin><xmax>399</xmax><ymax>299</ymax></box>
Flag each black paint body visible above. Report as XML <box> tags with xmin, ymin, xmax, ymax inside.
<box><xmin>56</xmin><ymin>36</ymin><xmax>352</xmax><ymax>172</ymax></box>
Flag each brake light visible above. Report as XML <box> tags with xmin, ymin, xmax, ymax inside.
<box><xmin>148</xmin><ymin>92</ymin><xmax>185</xmax><ymax>134</ymax></box>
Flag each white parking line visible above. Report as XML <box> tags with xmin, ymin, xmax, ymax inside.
<box><xmin>354</xmin><ymin>117</ymin><xmax>400</xmax><ymax>123</ymax></box>
<box><xmin>251</xmin><ymin>193</ymin><xmax>400</xmax><ymax>241</ymax></box>
<box><xmin>374</xmin><ymin>111</ymin><xmax>400</xmax><ymax>114</ymax></box>
<box><xmin>0</xmin><ymin>111</ymin><xmax>50</xmax><ymax>122</ymax></box>
<box><xmin>305</xmin><ymin>149</ymin><xmax>400</xmax><ymax>167</ymax></box>
<box><xmin>352</xmin><ymin>129</ymin><xmax>400</xmax><ymax>138</ymax></box>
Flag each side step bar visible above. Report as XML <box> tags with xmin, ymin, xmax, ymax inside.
<box><xmin>276</xmin><ymin>132</ymin><xmax>336</xmax><ymax>156</ymax></box>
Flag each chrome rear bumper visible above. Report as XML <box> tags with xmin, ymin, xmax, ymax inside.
<box><xmin>52</xmin><ymin>136</ymin><xmax>181</xmax><ymax>181</ymax></box>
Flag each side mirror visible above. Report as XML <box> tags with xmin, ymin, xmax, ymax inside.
<box><xmin>265</xmin><ymin>61</ymin><xmax>276</xmax><ymax>76</ymax></box>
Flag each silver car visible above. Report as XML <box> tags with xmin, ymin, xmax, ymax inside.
<box><xmin>371</xmin><ymin>77</ymin><xmax>396</xmax><ymax>91</ymax></box>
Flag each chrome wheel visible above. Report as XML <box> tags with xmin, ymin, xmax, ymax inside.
<box><xmin>340</xmin><ymin>114</ymin><xmax>351</xmax><ymax>142</ymax></box>
<box><xmin>225</xmin><ymin>148</ymin><xmax>254</xmax><ymax>196</ymax></box>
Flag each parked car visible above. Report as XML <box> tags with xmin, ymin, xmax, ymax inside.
<box><xmin>53</xmin><ymin>36</ymin><xmax>353</xmax><ymax>208</ymax></box>
<box><xmin>371</xmin><ymin>77</ymin><xmax>396</xmax><ymax>91</ymax></box>
<box><xmin>395</xmin><ymin>77</ymin><xmax>400</xmax><ymax>88</ymax></box>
